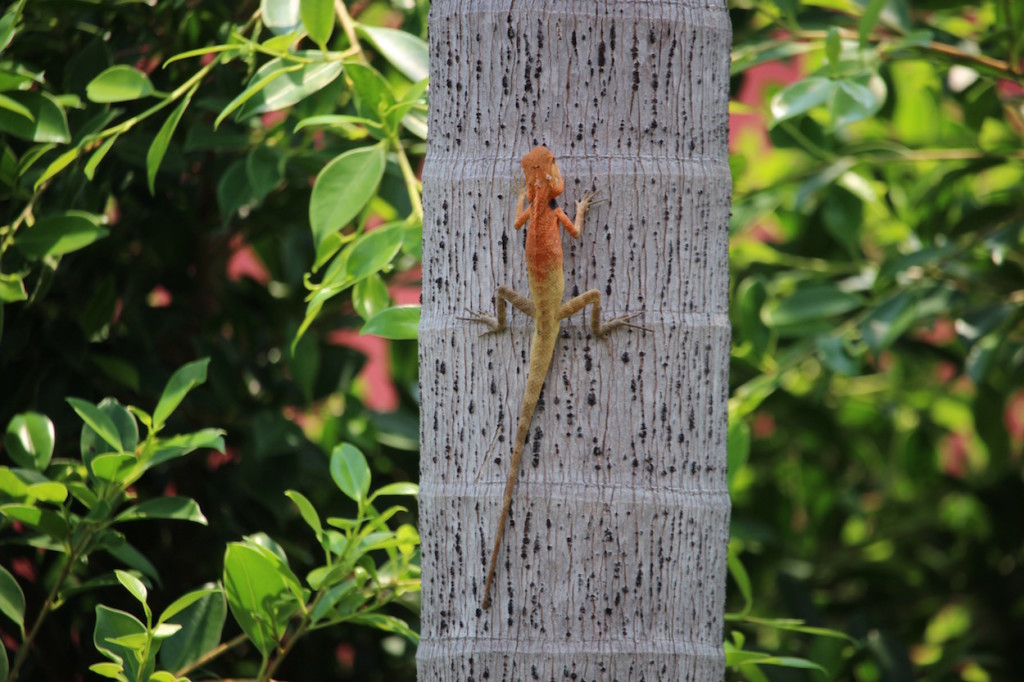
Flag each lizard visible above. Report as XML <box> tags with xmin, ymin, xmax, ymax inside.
<box><xmin>463</xmin><ymin>145</ymin><xmax>645</xmax><ymax>610</ymax></box>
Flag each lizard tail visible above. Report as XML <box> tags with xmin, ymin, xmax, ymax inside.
<box><xmin>482</xmin><ymin>325</ymin><xmax>557</xmax><ymax>609</ymax></box>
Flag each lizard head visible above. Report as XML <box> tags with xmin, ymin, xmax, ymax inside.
<box><xmin>521</xmin><ymin>146</ymin><xmax>563</xmax><ymax>200</ymax></box>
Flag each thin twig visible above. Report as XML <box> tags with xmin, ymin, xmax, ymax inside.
<box><xmin>174</xmin><ymin>633</ymin><xmax>250</xmax><ymax>678</ymax></box>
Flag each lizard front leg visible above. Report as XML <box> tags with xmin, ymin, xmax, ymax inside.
<box><xmin>555</xmin><ymin>189</ymin><xmax>602</xmax><ymax>238</ymax></box>
<box><xmin>460</xmin><ymin>285</ymin><xmax>536</xmax><ymax>334</ymax></box>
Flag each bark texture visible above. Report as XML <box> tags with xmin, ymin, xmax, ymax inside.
<box><xmin>418</xmin><ymin>1</ymin><xmax>732</xmax><ymax>679</ymax></box>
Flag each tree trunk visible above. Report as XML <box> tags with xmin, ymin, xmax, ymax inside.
<box><xmin>418</xmin><ymin>1</ymin><xmax>732</xmax><ymax>679</ymax></box>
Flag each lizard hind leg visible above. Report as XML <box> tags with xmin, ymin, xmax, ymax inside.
<box><xmin>459</xmin><ymin>285</ymin><xmax>536</xmax><ymax>334</ymax></box>
<box><xmin>559</xmin><ymin>289</ymin><xmax>649</xmax><ymax>337</ymax></box>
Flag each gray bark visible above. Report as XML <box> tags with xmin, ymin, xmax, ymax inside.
<box><xmin>418</xmin><ymin>1</ymin><xmax>732</xmax><ymax>679</ymax></box>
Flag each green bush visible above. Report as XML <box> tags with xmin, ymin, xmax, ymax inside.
<box><xmin>1</xmin><ymin>1</ymin><xmax>424</xmax><ymax>679</ymax></box>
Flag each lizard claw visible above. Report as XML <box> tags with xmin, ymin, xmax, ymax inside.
<box><xmin>459</xmin><ymin>308</ymin><xmax>503</xmax><ymax>335</ymax></box>
<box><xmin>597</xmin><ymin>312</ymin><xmax>651</xmax><ymax>336</ymax></box>
<box><xmin>513</xmin><ymin>180</ymin><xmax>529</xmax><ymax>203</ymax></box>
<box><xmin>577</xmin><ymin>188</ymin><xmax>606</xmax><ymax>210</ymax></box>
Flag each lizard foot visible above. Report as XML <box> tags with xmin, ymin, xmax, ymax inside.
<box><xmin>596</xmin><ymin>312</ymin><xmax>650</xmax><ymax>337</ymax></box>
<box><xmin>458</xmin><ymin>309</ymin><xmax>504</xmax><ymax>336</ymax></box>
<box><xmin>576</xmin><ymin>188</ymin><xmax>606</xmax><ymax>214</ymax></box>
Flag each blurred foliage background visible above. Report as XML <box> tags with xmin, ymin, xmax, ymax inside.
<box><xmin>727</xmin><ymin>0</ymin><xmax>1024</xmax><ymax>680</ymax></box>
<box><xmin>0</xmin><ymin>0</ymin><xmax>1021</xmax><ymax>680</ymax></box>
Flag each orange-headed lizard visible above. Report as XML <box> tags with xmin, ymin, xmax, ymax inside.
<box><xmin>464</xmin><ymin>146</ymin><xmax>645</xmax><ymax>610</ymax></box>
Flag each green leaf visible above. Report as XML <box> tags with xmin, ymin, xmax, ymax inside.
<box><xmin>214</xmin><ymin>61</ymin><xmax>301</xmax><ymax>127</ymax></box>
<box><xmin>27</xmin><ymin>481</ymin><xmax>67</xmax><ymax>504</ymax></box>
<box><xmin>369</xmin><ymin>481</ymin><xmax>418</xmax><ymax>500</ymax></box>
<box><xmin>309</xmin><ymin>143</ymin><xmax>386</xmax><ymax>248</ymax></box>
<box><xmin>401</xmin><ymin>223</ymin><xmax>423</xmax><ymax>259</ymax></box>
<box><xmin>0</xmin><ymin>565</ymin><xmax>25</xmax><ymax>634</ymax></box>
<box><xmin>94</xmin><ymin>605</ymin><xmax>150</xmax><ymax>681</ymax></box>
<box><xmin>86</xmin><ymin>65</ymin><xmax>155</xmax><ymax>103</ymax></box>
<box><xmin>348</xmin><ymin>613</ymin><xmax>419</xmax><ymax>643</ymax></box>
<box><xmin>330</xmin><ymin>443</ymin><xmax>370</xmax><ymax>503</ymax></box>
<box><xmin>142</xmin><ymin>429</ymin><xmax>225</xmax><ymax>470</ymax></box>
<box><xmin>220</xmin><ymin>53</ymin><xmax>343</xmax><ymax>125</ymax></box>
<box><xmin>345</xmin><ymin>63</ymin><xmax>396</xmax><ymax>132</ymax></box>
<box><xmin>288</xmin><ymin>333</ymin><xmax>320</xmax><ymax>403</ymax></box>
<box><xmin>285</xmin><ymin>489</ymin><xmax>323</xmax><ymax>539</ymax></box>
<box><xmin>242</xmin><ymin>532</ymin><xmax>293</xmax><ymax>568</ymax></box>
<box><xmin>830</xmin><ymin>76</ymin><xmax>884</xmax><ymax>130</ymax></box>
<box><xmin>859</xmin><ymin>0</ymin><xmax>888</xmax><ymax>45</ymax></box>
<box><xmin>739</xmin><ymin>655</ymin><xmax>828</xmax><ymax>674</ymax></box>
<box><xmin>820</xmin><ymin>185</ymin><xmax>862</xmax><ymax>255</ymax></box>
<box><xmin>90</xmin><ymin>454</ymin><xmax>137</xmax><ymax>484</ymax></box>
<box><xmin>68</xmin><ymin>397</ymin><xmax>124</xmax><ymax>453</ymax></box>
<box><xmin>262</xmin><ymin>30</ymin><xmax>301</xmax><ymax>52</ymax></box>
<box><xmin>347</xmin><ymin>223</ymin><xmax>405</xmax><ymax>282</ymax></box>
<box><xmin>294</xmin><ymin>114</ymin><xmax>385</xmax><ymax>134</ymax></box>
<box><xmin>84</xmin><ymin>134</ymin><xmax>120</xmax><ymax>180</ymax></box>
<box><xmin>726</xmin><ymin>420</ymin><xmax>750</xmax><ymax>490</ymax></box>
<box><xmin>153</xmin><ymin>358</ymin><xmax>210</xmax><ymax>429</ymax></box>
<box><xmin>262</xmin><ymin>0</ymin><xmax>301</xmax><ymax>35</ymax></box>
<box><xmin>306</xmin><ymin>563</ymin><xmax>350</xmax><ymax>592</ymax></box>
<box><xmin>0</xmin><ymin>467</ymin><xmax>28</xmax><ymax>499</ymax></box>
<box><xmin>217</xmin><ymin>158</ymin><xmax>257</xmax><ymax>220</ymax></box>
<box><xmin>245</xmin><ymin>145</ymin><xmax>284</xmax><ymax>200</ymax></box>
<box><xmin>727</xmin><ymin>543</ymin><xmax>753</xmax><ymax>618</ymax></box>
<box><xmin>356</xmin><ymin>24</ymin><xmax>429</xmax><ymax>83</ymax></box>
<box><xmin>33</xmin><ymin>146</ymin><xmax>80</xmax><ymax>189</ymax></box>
<box><xmin>80</xmin><ymin>398</ymin><xmax>138</xmax><ymax>467</ymax></box>
<box><xmin>300</xmin><ymin>0</ymin><xmax>334</xmax><ymax>48</ymax></box>
<box><xmin>825</xmin><ymin>27</ymin><xmax>841</xmax><ymax>68</ymax></box>
<box><xmin>401</xmin><ymin>107</ymin><xmax>427</xmax><ymax>139</ymax></box>
<box><xmin>115</xmin><ymin>569</ymin><xmax>148</xmax><ymax>608</ymax></box>
<box><xmin>14</xmin><ymin>211</ymin><xmax>108</xmax><ymax>261</ymax></box>
<box><xmin>88</xmin><ymin>662</ymin><xmax>122</xmax><ymax>679</ymax></box>
<box><xmin>0</xmin><ymin>504</ymin><xmax>68</xmax><ymax>540</ymax></box>
<box><xmin>65</xmin><ymin>481</ymin><xmax>98</xmax><ymax>509</ymax></box>
<box><xmin>115</xmin><ymin>497</ymin><xmax>208</xmax><ymax>525</ymax></box>
<box><xmin>0</xmin><ymin>91</ymin><xmax>70</xmax><ymax>143</ymax></box>
<box><xmin>816</xmin><ymin>335</ymin><xmax>861</xmax><ymax>375</ymax></box>
<box><xmin>153</xmin><ymin>623</ymin><xmax>183</xmax><ymax>640</ymax></box>
<box><xmin>106</xmin><ymin>632</ymin><xmax>149</xmax><ymax>649</ymax></box>
<box><xmin>741</xmin><ymin>615</ymin><xmax>859</xmax><ymax>643</ymax></box>
<box><xmin>147</xmin><ymin>88</ymin><xmax>194</xmax><ymax>194</ymax></box>
<box><xmin>763</xmin><ymin>286</ymin><xmax>862</xmax><ymax>327</ymax></box>
<box><xmin>223</xmin><ymin>542</ymin><xmax>300</xmax><ymax>655</ymax></box>
<box><xmin>0</xmin><ymin>634</ymin><xmax>6</xmax><ymax>680</ymax></box>
<box><xmin>735</xmin><ymin>277</ymin><xmax>769</xmax><ymax>359</ymax></box>
<box><xmin>353</xmin><ymin>272</ymin><xmax>391</xmax><ymax>321</ymax></box>
<box><xmin>769</xmin><ymin>77</ymin><xmax>836</xmax><ymax>127</ymax></box>
<box><xmin>361</xmin><ymin>305</ymin><xmax>420</xmax><ymax>340</ymax></box>
<box><xmin>309</xmin><ymin>575</ymin><xmax>359</xmax><ymax>616</ymax></box>
<box><xmin>158</xmin><ymin>588</ymin><xmax>226</xmax><ymax>672</ymax></box>
<box><xmin>731</xmin><ymin>39</ymin><xmax>817</xmax><ymax>76</ymax></box>
<box><xmin>4</xmin><ymin>412</ymin><xmax>54</xmax><ymax>470</ymax></box>
<box><xmin>0</xmin><ymin>0</ymin><xmax>24</xmax><ymax>54</ymax></box>
<box><xmin>0</xmin><ymin>272</ymin><xmax>27</xmax><ymax>303</ymax></box>
<box><xmin>860</xmin><ymin>291</ymin><xmax>914</xmax><ymax>355</ymax></box>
